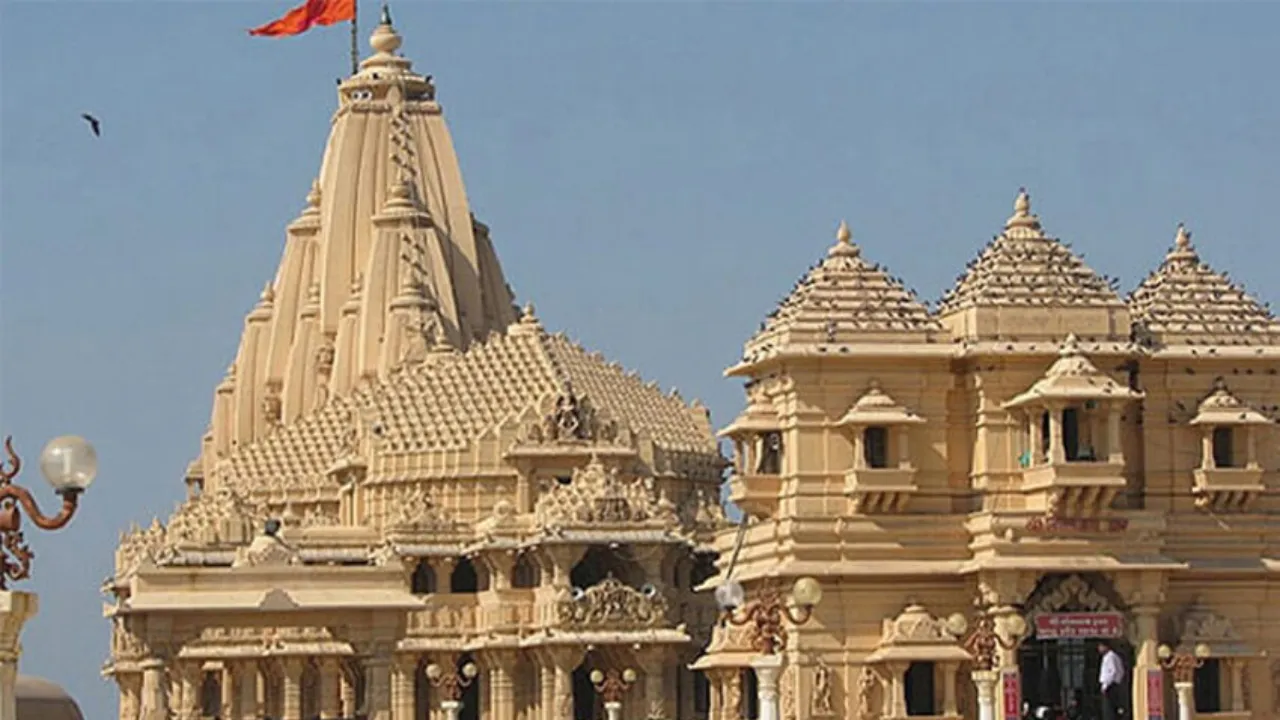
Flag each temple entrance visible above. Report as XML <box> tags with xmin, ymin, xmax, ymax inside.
<box><xmin>1018</xmin><ymin>574</ymin><xmax>1133</xmax><ymax>719</ymax></box>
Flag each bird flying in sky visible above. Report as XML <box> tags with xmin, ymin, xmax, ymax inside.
<box><xmin>81</xmin><ymin>113</ymin><xmax>101</xmax><ymax>137</ymax></box>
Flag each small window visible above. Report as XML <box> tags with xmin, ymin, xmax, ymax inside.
<box><xmin>1193</xmin><ymin>658</ymin><xmax>1221</xmax><ymax>713</ymax></box>
<box><xmin>512</xmin><ymin>554</ymin><xmax>538</xmax><ymax>588</ymax></box>
<box><xmin>556</xmin><ymin>475</ymin><xmax>572</xmax><ymax>486</ymax></box>
<box><xmin>200</xmin><ymin>673</ymin><xmax>221</xmax><ymax>718</ymax></box>
<box><xmin>864</xmin><ymin>426</ymin><xmax>890</xmax><ymax>468</ymax></box>
<box><xmin>450</xmin><ymin>558</ymin><xmax>479</xmax><ymax>593</ymax></box>
<box><xmin>1062</xmin><ymin>407</ymin><xmax>1082</xmax><ymax>461</ymax></box>
<box><xmin>905</xmin><ymin>661</ymin><xmax>936</xmax><ymax>716</ymax></box>
<box><xmin>1211</xmin><ymin>427</ymin><xmax>1234</xmax><ymax>468</ymax></box>
<box><xmin>410</xmin><ymin>561</ymin><xmax>436</xmax><ymax>594</ymax></box>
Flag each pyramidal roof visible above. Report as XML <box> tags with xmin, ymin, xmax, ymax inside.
<box><xmin>1128</xmin><ymin>224</ymin><xmax>1279</xmax><ymax>347</ymax></box>
<box><xmin>215</xmin><ymin>307</ymin><xmax>718</xmax><ymax>493</ymax></box>
<box><xmin>937</xmin><ymin>190</ymin><xmax>1126</xmax><ymax>316</ymax></box>
<box><xmin>203</xmin><ymin>13</ymin><xmax>522</xmax><ymax>460</ymax></box>
<box><xmin>739</xmin><ymin>221</ymin><xmax>941</xmax><ymax>364</ymax></box>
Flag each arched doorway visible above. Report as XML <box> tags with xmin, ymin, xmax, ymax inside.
<box><xmin>458</xmin><ymin>653</ymin><xmax>481</xmax><ymax>720</ymax></box>
<box><xmin>1018</xmin><ymin>573</ymin><xmax>1133</xmax><ymax>718</ymax></box>
<box><xmin>571</xmin><ymin>664</ymin><xmax>603</xmax><ymax>720</ymax></box>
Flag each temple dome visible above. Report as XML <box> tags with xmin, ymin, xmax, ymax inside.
<box><xmin>15</xmin><ymin>675</ymin><xmax>85</xmax><ymax>720</ymax></box>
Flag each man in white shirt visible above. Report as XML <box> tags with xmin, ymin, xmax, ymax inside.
<box><xmin>1098</xmin><ymin>640</ymin><xmax>1126</xmax><ymax>720</ymax></box>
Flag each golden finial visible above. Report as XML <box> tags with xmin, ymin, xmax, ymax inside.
<box><xmin>521</xmin><ymin>302</ymin><xmax>537</xmax><ymax>322</ymax></box>
<box><xmin>836</xmin><ymin>220</ymin><xmax>852</xmax><ymax>245</ymax></box>
<box><xmin>370</xmin><ymin>4</ymin><xmax>402</xmax><ymax>54</ymax></box>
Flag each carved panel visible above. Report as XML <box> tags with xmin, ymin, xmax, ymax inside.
<box><xmin>811</xmin><ymin>657</ymin><xmax>836</xmax><ymax>717</ymax></box>
<box><xmin>534</xmin><ymin>456</ymin><xmax>678</xmax><ymax>529</ymax></box>
<box><xmin>554</xmin><ymin>576</ymin><xmax>669</xmax><ymax>629</ymax></box>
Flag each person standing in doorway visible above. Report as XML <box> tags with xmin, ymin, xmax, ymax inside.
<box><xmin>1098</xmin><ymin>640</ymin><xmax>1125</xmax><ymax>720</ymax></box>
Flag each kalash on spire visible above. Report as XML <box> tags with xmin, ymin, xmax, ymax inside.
<box><xmin>105</xmin><ymin>10</ymin><xmax>725</xmax><ymax>719</ymax></box>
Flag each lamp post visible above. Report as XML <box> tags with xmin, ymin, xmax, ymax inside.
<box><xmin>590</xmin><ymin>668</ymin><xmax>637</xmax><ymax>720</ymax></box>
<box><xmin>716</xmin><ymin>576</ymin><xmax>823</xmax><ymax>720</ymax></box>
<box><xmin>1158</xmin><ymin>643</ymin><xmax>1210</xmax><ymax>720</ymax></box>
<box><xmin>0</xmin><ymin>435</ymin><xmax>98</xmax><ymax>720</ymax></box>
<box><xmin>962</xmin><ymin>602</ymin><xmax>1027</xmax><ymax>720</ymax></box>
<box><xmin>425</xmin><ymin>661</ymin><xmax>478</xmax><ymax>720</ymax></box>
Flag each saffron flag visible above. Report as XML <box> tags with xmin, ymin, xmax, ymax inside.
<box><xmin>249</xmin><ymin>0</ymin><xmax>356</xmax><ymax>37</ymax></box>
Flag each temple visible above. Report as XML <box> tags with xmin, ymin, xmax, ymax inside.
<box><xmin>700</xmin><ymin>194</ymin><xmax>1280</xmax><ymax>719</ymax></box>
<box><xmin>103</xmin><ymin>12</ymin><xmax>725</xmax><ymax>720</ymax></box>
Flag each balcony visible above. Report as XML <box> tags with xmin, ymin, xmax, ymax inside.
<box><xmin>844</xmin><ymin>467</ymin><xmax>918</xmax><ymax>513</ymax></box>
<box><xmin>1192</xmin><ymin>467</ymin><xmax>1265</xmax><ymax>512</ymax></box>
<box><xmin>406</xmin><ymin>595</ymin><xmax>478</xmax><ymax>636</ymax></box>
<box><xmin>727</xmin><ymin>472</ymin><xmax>782</xmax><ymax>518</ymax></box>
<box><xmin>1021</xmin><ymin>460</ymin><xmax>1127</xmax><ymax>516</ymax></box>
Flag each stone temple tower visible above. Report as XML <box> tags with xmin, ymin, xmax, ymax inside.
<box><xmin>105</xmin><ymin>11</ymin><xmax>726</xmax><ymax>720</ymax></box>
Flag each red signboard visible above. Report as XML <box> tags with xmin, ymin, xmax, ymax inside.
<box><xmin>1002</xmin><ymin>669</ymin><xmax>1021</xmax><ymax>719</ymax></box>
<box><xmin>1033</xmin><ymin>612</ymin><xmax>1125</xmax><ymax>639</ymax></box>
<box><xmin>1147</xmin><ymin>669</ymin><xmax>1164</xmax><ymax>720</ymax></box>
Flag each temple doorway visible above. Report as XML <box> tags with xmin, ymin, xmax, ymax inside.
<box><xmin>458</xmin><ymin>653</ymin><xmax>481</xmax><ymax>720</ymax></box>
<box><xmin>1018</xmin><ymin>573</ymin><xmax>1133</xmax><ymax>719</ymax></box>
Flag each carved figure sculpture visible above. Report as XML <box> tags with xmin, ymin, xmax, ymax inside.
<box><xmin>858</xmin><ymin>665</ymin><xmax>879</xmax><ymax>719</ymax></box>
<box><xmin>812</xmin><ymin>658</ymin><xmax>836</xmax><ymax>716</ymax></box>
<box><xmin>757</xmin><ymin>431</ymin><xmax>782</xmax><ymax>474</ymax></box>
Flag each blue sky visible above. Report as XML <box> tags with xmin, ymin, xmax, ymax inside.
<box><xmin>2</xmin><ymin>0</ymin><xmax>1278</xmax><ymax>714</ymax></box>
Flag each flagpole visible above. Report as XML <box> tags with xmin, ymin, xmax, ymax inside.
<box><xmin>350</xmin><ymin>0</ymin><xmax>359</xmax><ymax>76</ymax></box>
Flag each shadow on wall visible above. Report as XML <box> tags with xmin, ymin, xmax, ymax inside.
<box><xmin>15</xmin><ymin>676</ymin><xmax>85</xmax><ymax>720</ymax></box>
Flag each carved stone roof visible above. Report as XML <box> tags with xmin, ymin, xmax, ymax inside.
<box><xmin>937</xmin><ymin>190</ymin><xmax>1126</xmax><ymax>316</ymax></box>
<box><xmin>741</xmin><ymin>221</ymin><xmax>941</xmax><ymax>363</ymax></box>
<box><xmin>1129</xmin><ymin>224</ymin><xmax>1279</xmax><ymax>347</ymax></box>
<box><xmin>1189</xmin><ymin>378</ymin><xmax>1273</xmax><ymax>426</ymax></box>
<box><xmin>865</xmin><ymin>603</ymin><xmax>970</xmax><ymax>663</ymax></box>
<box><xmin>837</xmin><ymin>380</ymin><xmax>925</xmax><ymax>426</ymax></box>
<box><xmin>215</xmin><ymin>307</ymin><xmax>716</xmax><ymax>491</ymax></box>
<box><xmin>1005</xmin><ymin>334</ymin><xmax>1144</xmax><ymax>408</ymax></box>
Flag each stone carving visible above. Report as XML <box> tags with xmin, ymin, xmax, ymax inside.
<box><xmin>781</xmin><ymin>663</ymin><xmax>797</xmax><ymax>720</ymax></box>
<box><xmin>812</xmin><ymin>658</ymin><xmax>836</xmax><ymax>716</ymax></box>
<box><xmin>882</xmin><ymin>603</ymin><xmax>964</xmax><ymax>645</ymax></box>
<box><xmin>534</xmin><ymin>456</ymin><xmax>678</xmax><ymax>530</ymax></box>
<box><xmin>231</xmin><ymin>534</ymin><xmax>300</xmax><ymax>568</ymax></box>
<box><xmin>386</xmin><ymin>485</ymin><xmax>453</xmax><ymax>531</ymax></box>
<box><xmin>526</xmin><ymin>388</ymin><xmax>620</xmax><ymax>445</ymax></box>
<box><xmin>756</xmin><ymin>431</ymin><xmax>782</xmax><ymax>474</ymax></box>
<box><xmin>725</xmin><ymin>672</ymin><xmax>743</xmax><ymax>720</ymax></box>
<box><xmin>194</xmin><ymin>625</ymin><xmax>335</xmax><ymax>649</ymax></box>
<box><xmin>1026</xmin><ymin>574</ymin><xmax>1114</xmax><ymax>616</ymax></box>
<box><xmin>858</xmin><ymin>665</ymin><xmax>880</xmax><ymax>719</ymax></box>
<box><xmin>554</xmin><ymin>575</ymin><xmax>669</xmax><ymax>629</ymax></box>
<box><xmin>300</xmin><ymin>505</ymin><xmax>337</xmax><ymax>527</ymax></box>
<box><xmin>262</xmin><ymin>381</ymin><xmax>283</xmax><ymax>429</ymax></box>
<box><xmin>166</xmin><ymin>487</ymin><xmax>265</xmax><ymax>548</ymax></box>
<box><xmin>1179</xmin><ymin>605</ymin><xmax>1241</xmax><ymax>646</ymax></box>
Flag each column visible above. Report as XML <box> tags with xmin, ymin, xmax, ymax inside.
<box><xmin>707</xmin><ymin>670</ymin><xmax>724</xmax><ymax>720</ymax></box>
<box><xmin>751</xmin><ymin>656</ymin><xmax>783</xmax><ymax>720</ymax></box>
<box><xmin>539</xmin><ymin>662</ymin><xmax>555</xmax><ymax>720</ymax></box>
<box><xmin>1028</xmin><ymin>412</ymin><xmax>1043</xmax><ymax>466</ymax></box>
<box><xmin>178</xmin><ymin>662</ymin><xmax>202</xmax><ymax>720</ymax></box>
<box><xmin>391</xmin><ymin>653</ymin><xmax>417</xmax><ymax>720</ymax></box>
<box><xmin>282</xmin><ymin>658</ymin><xmax>305</xmax><ymax>720</ymax></box>
<box><xmin>604</xmin><ymin>700</ymin><xmax>623</xmax><ymax>720</ymax></box>
<box><xmin>487</xmin><ymin>652</ymin><xmax>518</xmax><ymax>720</ymax></box>
<box><xmin>1107</xmin><ymin>406</ymin><xmax>1123</xmax><ymax>463</ymax></box>
<box><xmin>365</xmin><ymin>654</ymin><xmax>393</xmax><ymax>720</ymax></box>
<box><xmin>972</xmin><ymin>670</ymin><xmax>997</xmax><ymax>720</ymax></box>
<box><xmin>340</xmin><ymin>662</ymin><xmax>357</xmax><ymax>717</ymax></box>
<box><xmin>1174</xmin><ymin>681</ymin><xmax>1194</xmax><ymax>720</ymax></box>
<box><xmin>318</xmin><ymin>658</ymin><xmax>342</xmax><ymax>719</ymax></box>
<box><xmin>940</xmin><ymin>662</ymin><xmax>959</xmax><ymax>716</ymax></box>
<box><xmin>0</xmin><ymin>660</ymin><xmax>17</xmax><ymax>720</ymax></box>
<box><xmin>1246</xmin><ymin>427</ymin><xmax>1259</xmax><ymax>468</ymax></box>
<box><xmin>884</xmin><ymin>662</ymin><xmax>908</xmax><ymax>719</ymax></box>
<box><xmin>1228</xmin><ymin>658</ymin><xmax>1246</xmax><ymax>712</ymax></box>
<box><xmin>897</xmin><ymin>425</ymin><xmax>911</xmax><ymax>468</ymax></box>
<box><xmin>117</xmin><ymin>673</ymin><xmax>142</xmax><ymax>720</ymax></box>
<box><xmin>236</xmin><ymin>661</ymin><xmax>259</xmax><ymax>720</ymax></box>
<box><xmin>853</xmin><ymin>429</ymin><xmax>866</xmax><ymax>470</ymax></box>
<box><xmin>1130</xmin><ymin>604</ymin><xmax>1160</xmax><ymax>720</ymax></box>
<box><xmin>640</xmin><ymin>648</ymin><xmax>669</xmax><ymax>720</ymax></box>
<box><xmin>219</xmin><ymin>666</ymin><xmax>234</xmax><ymax>720</ymax></box>
<box><xmin>139</xmin><ymin>658</ymin><xmax>169</xmax><ymax>720</ymax></box>
<box><xmin>1201</xmin><ymin>430</ymin><xmax>1215</xmax><ymax>470</ymax></box>
<box><xmin>1047</xmin><ymin>404</ymin><xmax>1065</xmax><ymax>464</ymax></box>
<box><xmin>550</xmin><ymin>649</ymin><xmax>578</xmax><ymax>720</ymax></box>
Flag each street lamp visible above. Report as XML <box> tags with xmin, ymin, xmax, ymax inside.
<box><xmin>1158</xmin><ymin>643</ymin><xmax>1211</xmax><ymax>720</ymax></box>
<box><xmin>716</xmin><ymin>576</ymin><xmax>823</xmax><ymax>720</ymax></box>
<box><xmin>962</xmin><ymin>602</ymin><xmax>1027</xmax><ymax>720</ymax></box>
<box><xmin>0</xmin><ymin>435</ymin><xmax>98</xmax><ymax>589</ymax></box>
<box><xmin>590</xmin><ymin>668</ymin><xmax>637</xmax><ymax>720</ymax></box>
<box><xmin>425</xmin><ymin>661</ymin><xmax>478</xmax><ymax>720</ymax></box>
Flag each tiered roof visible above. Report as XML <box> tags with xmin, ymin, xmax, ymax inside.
<box><xmin>740</xmin><ymin>221</ymin><xmax>941</xmax><ymax>364</ymax></box>
<box><xmin>219</xmin><ymin>307</ymin><xmax>717</xmax><ymax>492</ymax></box>
<box><xmin>1128</xmin><ymin>225</ymin><xmax>1279</xmax><ymax>347</ymax></box>
<box><xmin>937</xmin><ymin>190</ymin><xmax>1125</xmax><ymax>316</ymax></box>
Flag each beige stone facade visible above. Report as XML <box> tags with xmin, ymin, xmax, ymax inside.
<box><xmin>104</xmin><ymin>14</ymin><xmax>724</xmax><ymax>720</ymax></box>
<box><xmin>701</xmin><ymin>197</ymin><xmax>1280</xmax><ymax>720</ymax></box>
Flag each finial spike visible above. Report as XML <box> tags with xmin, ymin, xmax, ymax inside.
<box><xmin>1175</xmin><ymin>223</ymin><xmax>1192</xmax><ymax>250</ymax></box>
<box><xmin>836</xmin><ymin>220</ymin><xmax>852</xmax><ymax>244</ymax></box>
<box><xmin>1014</xmin><ymin>187</ymin><xmax>1031</xmax><ymax>217</ymax></box>
<box><xmin>380</xmin><ymin>3</ymin><xmax>392</xmax><ymax>26</ymax></box>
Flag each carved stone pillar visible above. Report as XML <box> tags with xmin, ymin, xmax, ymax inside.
<box><xmin>318</xmin><ymin>658</ymin><xmax>342</xmax><ymax>719</ymax></box>
<box><xmin>391</xmin><ymin>653</ymin><xmax>418</xmax><ymax>720</ymax></box>
<box><xmin>638</xmin><ymin>647</ymin><xmax>670</xmax><ymax>719</ymax></box>
<box><xmin>1106</xmin><ymin>406</ymin><xmax>1123</xmax><ymax>463</ymax></box>
<box><xmin>972</xmin><ymin>670</ymin><xmax>997</xmax><ymax>720</ymax></box>
<box><xmin>1129</xmin><ymin>604</ymin><xmax>1161</xmax><ymax>720</ymax></box>
<box><xmin>940</xmin><ymin>661</ymin><xmax>959</xmax><ymax>716</ymax></box>
<box><xmin>707</xmin><ymin>670</ymin><xmax>724</xmax><ymax>720</ymax></box>
<box><xmin>365</xmin><ymin>653</ymin><xmax>393</xmax><ymax>720</ymax></box>
<box><xmin>282</xmin><ymin>657</ymin><xmax>305</xmax><ymax>720</ymax></box>
<box><xmin>117</xmin><ymin>672</ymin><xmax>142</xmax><ymax>720</ymax></box>
<box><xmin>486</xmin><ymin>651</ymin><xmax>519</xmax><ymax>720</ymax></box>
<box><xmin>1047</xmin><ymin>404</ymin><xmax>1065</xmax><ymax>464</ymax></box>
<box><xmin>177</xmin><ymin>662</ymin><xmax>202</xmax><ymax>720</ymax></box>
<box><xmin>236</xmin><ymin>661</ymin><xmax>259</xmax><ymax>720</ymax></box>
<box><xmin>0</xmin><ymin>661</ymin><xmax>17</xmax><ymax>720</ymax></box>
<box><xmin>1228</xmin><ymin>658</ymin><xmax>1246</xmax><ymax>712</ymax></box>
<box><xmin>139</xmin><ymin>658</ymin><xmax>169</xmax><ymax>720</ymax></box>
<box><xmin>548</xmin><ymin>648</ymin><xmax>579</xmax><ymax>720</ymax></box>
<box><xmin>340</xmin><ymin>662</ymin><xmax>357</xmax><ymax>717</ymax></box>
<box><xmin>219</xmin><ymin>666</ymin><xmax>234</xmax><ymax>719</ymax></box>
<box><xmin>539</xmin><ymin>660</ymin><xmax>555</xmax><ymax>720</ymax></box>
<box><xmin>1174</xmin><ymin>681</ymin><xmax>1194</xmax><ymax>720</ymax></box>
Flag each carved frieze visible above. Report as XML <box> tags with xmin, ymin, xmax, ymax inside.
<box><xmin>812</xmin><ymin>657</ymin><xmax>836</xmax><ymax>717</ymax></box>
<box><xmin>385</xmin><ymin>485</ymin><xmax>454</xmax><ymax>531</ymax></box>
<box><xmin>523</xmin><ymin>389</ymin><xmax>624</xmax><ymax>446</ymax></box>
<box><xmin>534</xmin><ymin>456</ymin><xmax>678</xmax><ymax>530</ymax></box>
<box><xmin>881</xmin><ymin>604</ymin><xmax>965</xmax><ymax>645</ymax></box>
<box><xmin>554</xmin><ymin>575</ymin><xmax>669</xmax><ymax>629</ymax></box>
<box><xmin>857</xmin><ymin>665</ymin><xmax>880</xmax><ymax>719</ymax></box>
<box><xmin>231</xmin><ymin>535</ymin><xmax>300</xmax><ymax>568</ymax></box>
<box><xmin>781</xmin><ymin>663</ymin><xmax>797</xmax><ymax>720</ymax></box>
